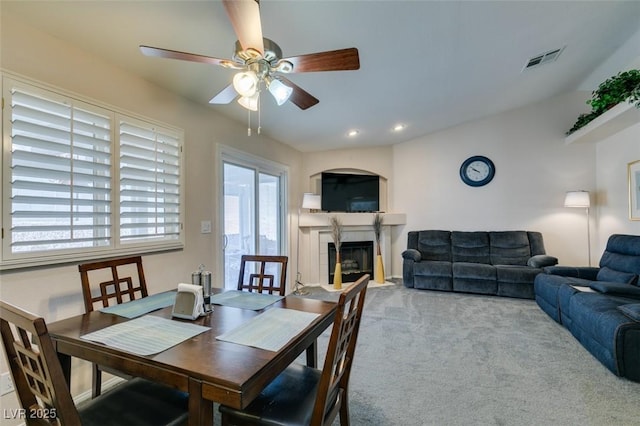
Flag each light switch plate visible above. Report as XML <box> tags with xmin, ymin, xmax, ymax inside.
<box><xmin>200</xmin><ymin>220</ymin><xmax>212</xmax><ymax>234</ymax></box>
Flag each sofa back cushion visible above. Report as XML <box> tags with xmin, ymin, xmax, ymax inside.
<box><xmin>409</xmin><ymin>230</ymin><xmax>452</xmax><ymax>262</ymax></box>
<box><xmin>599</xmin><ymin>234</ymin><xmax>640</xmax><ymax>282</ymax></box>
<box><xmin>597</xmin><ymin>266</ymin><xmax>638</xmax><ymax>285</ymax></box>
<box><xmin>527</xmin><ymin>231</ymin><xmax>547</xmax><ymax>256</ymax></box>
<box><xmin>452</xmin><ymin>232</ymin><xmax>490</xmax><ymax>264</ymax></box>
<box><xmin>490</xmin><ymin>231</ymin><xmax>531</xmax><ymax>266</ymax></box>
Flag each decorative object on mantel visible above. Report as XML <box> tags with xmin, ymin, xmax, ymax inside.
<box><xmin>629</xmin><ymin>160</ymin><xmax>640</xmax><ymax>221</ymax></box>
<box><xmin>373</xmin><ymin>213</ymin><xmax>385</xmax><ymax>284</ymax></box>
<box><xmin>330</xmin><ymin>216</ymin><xmax>343</xmax><ymax>289</ymax></box>
<box><xmin>564</xmin><ymin>190</ymin><xmax>591</xmax><ymax>266</ymax></box>
<box><xmin>566</xmin><ymin>69</ymin><xmax>640</xmax><ymax>135</ymax></box>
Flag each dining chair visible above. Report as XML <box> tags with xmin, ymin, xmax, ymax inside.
<box><xmin>0</xmin><ymin>300</ymin><xmax>189</xmax><ymax>426</ymax></box>
<box><xmin>237</xmin><ymin>255</ymin><xmax>288</xmax><ymax>296</ymax></box>
<box><xmin>219</xmin><ymin>273</ymin><xmax>370</xmax><ymax>426</ymax></box>
<box><xmin>78</xmin><ymin>255</ymin><xmax>148</xmax><ymax>397</ymax></box>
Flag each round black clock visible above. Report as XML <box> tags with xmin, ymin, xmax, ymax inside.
<box><xmin>460</xmin><ymin>156</ymin><xmax>495</xmax><ymax>187</ymax></box>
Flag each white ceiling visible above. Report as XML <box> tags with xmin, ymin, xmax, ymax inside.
<box><xmin>3</xmin><ymin>1</ymin><xmax>640</xmax><ymax>152</ymax></box>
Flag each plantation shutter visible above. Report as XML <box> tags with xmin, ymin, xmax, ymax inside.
<box><xmin>8</xmin><ymin>86</ymin><xmax>113</xmax><ymax>255</ymax></box>
<box><xmin>119</xmin><ymin>119</ymin><xmax>182</xmax><ymax>244</ymax></box>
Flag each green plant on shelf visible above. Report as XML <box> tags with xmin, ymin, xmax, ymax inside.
<box><xmin>566</xmin><ymin>69</ymin><xmax>640</xmax><ymax>135</ymax></box>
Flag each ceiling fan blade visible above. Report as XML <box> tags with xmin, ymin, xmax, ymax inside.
<box><xmin>140</xmin><ymin>45</ymin><xmax>236</xmax><ymax>67</ymax></box>
<box><xmin>209</xmin><ymin>83</ymin><xmax>238</xmax><ymax>104</ymax></box>
<box><xmin>278</xmin><ymin>77</ymin><xmax>319</xmax><ymax>110</ymax></box>
<box><xmin>282</xmin><ymin>48</ymin><xmax>360</xmax><ymax>73</ymax></box>
<box><xmin>223</xmin><ymin>0</ymin><xmax>264</xmax><ymax>55</ymax></box>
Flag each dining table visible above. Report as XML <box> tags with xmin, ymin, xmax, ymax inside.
<box><xmin>47</xmin><ymin>288</ymin><xmax>338</xmax><ymax>426</ymax></box>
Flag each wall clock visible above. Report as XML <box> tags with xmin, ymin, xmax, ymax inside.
<box><xmin>459</xmin><ymin>156</ymin><xmax>495</xmax><ymax>187</ymax></box>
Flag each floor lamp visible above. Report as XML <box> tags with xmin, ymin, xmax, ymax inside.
<box><xmin>564</xmin><ymin>190</ymin><xmax>591</xmax><ymax>266</ymax></box>
<box><xmin>294</xmin><ymin>193</ymin><xmax>321</xmax><ymax>295</ymax></box>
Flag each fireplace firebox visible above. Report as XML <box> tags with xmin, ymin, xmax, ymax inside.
<box><xmin>328</xmin><ymin>241</ymin><xmax>373</xmax><ymax>284</ymax></box>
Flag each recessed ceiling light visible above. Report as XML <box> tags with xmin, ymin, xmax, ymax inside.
<box><xmin>393</xmin><ymin>124</ymin><xmax>406</xmax><ymax>132</ymax></box>
<box><xmin>347</xmin><ymin>130</ymin><xmax>359</xmax><ymax>137</ymax></box>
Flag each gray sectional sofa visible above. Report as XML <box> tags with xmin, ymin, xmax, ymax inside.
<box><xmin>534</xmin><ymin>234</ymin><xmax>640</xmax><ymax>382</ymax></box>
<box><xmin>402</xmin><ymin>230</ymin><xmax>557</xmax><ymax>299</ymax></box>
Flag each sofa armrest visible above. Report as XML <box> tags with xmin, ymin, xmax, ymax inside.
<box><xmin>542</xmin><ymin>266</ymin><xmax>599</xmax><ymax>280</ymax></box>
<box><xmin>589</xmin><ymin>281</ymin><xmax>640</xmax><ymax>298</ymax></box>
<box><xmin>402</xmin><ymin>249</ymin><xmax>422</xmax><ymax>262</ymax></box>
<box><xmin>527</xmin><ymin>255</ymin><xmax>558</xmax><ymax>268</ymax></box>
<box><xmin>618</xmin><ymin>304</ymin><xmax>640</xmax><ymax>322</ymax></box>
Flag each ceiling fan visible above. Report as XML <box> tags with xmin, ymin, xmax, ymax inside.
<box><xmin>139</xmin><ymin>0</ymin><xmax>360</xmax><ymax>111</ymax></box>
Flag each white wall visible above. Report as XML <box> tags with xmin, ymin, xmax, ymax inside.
<box><xmin>0</xmin><ymin>12</ymin><xmax>302</xmax><ymax>420</ymax></box>
<box><xmin>595</xmin><ymin>122</ymin><xmax>640</xmax><ymax>245</ymax></box>
<box><xmin>390</xmin><ymin>91</ymin><xmax>601</xmax><ymax>275</ymax></box>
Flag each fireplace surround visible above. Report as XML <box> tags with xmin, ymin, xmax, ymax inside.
<box><xmin>298</xmin><ymin>213</ymin><xmax>406</xmax><ymax>285</ymax></box>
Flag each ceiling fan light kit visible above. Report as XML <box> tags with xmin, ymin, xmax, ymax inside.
<box><xmin>140</xmin><ymin>0</ymin><xmax>360</xmax><ymax>132</ymax></box>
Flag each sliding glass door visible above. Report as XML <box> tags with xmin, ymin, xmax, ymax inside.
<box><xmin>222</xmin><ymin>158</ymin><xmax>286</xmax><ymax>289</ymax></box>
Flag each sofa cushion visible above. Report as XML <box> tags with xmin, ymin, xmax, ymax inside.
<box><xmin>589</xmin><ymin>281</ymin><xmax>640</xmax><ymax>298</ymax></box>
<box><xmin>599</xmin><ymin>234</ymin><xmax>640</xmax><ymax>276</ymax></box>
<box><xmin>618</xmin><ymin>304</ymin><xmax>640</xmax><ymax>322</ymax></box>
<box><xmin>527</xmin><ymin>255</ymin><xmax>558</xmax><ymax>268</ymax></box>
<box><xmin>451</xmin><ymin>232</ymin><xmax>490</xmax><ymax>264</ymax></box>
<box><xmin>596</xmin><ymin>266</ymin><xmax>638</xmax><ymax>285</ymax></box>
<box><xmin>489</xmin><ymin>231</ymin><xmax>531</xmax><ymax>266</ymax></box>
<box><xmin>415</xmin><ymin>230</ymin><xmax>451</xmax><ymax>261</ymax></box>
<box><xmin>414</xmin><ymin>260</ymin><xmax>452</xmax><ymax>278</ymax></box>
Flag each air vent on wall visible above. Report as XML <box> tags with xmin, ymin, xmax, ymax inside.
<box><xmin>522</xmin><ymin>46</ymin><xmax>565</xmax><ymax>71</ymax></box>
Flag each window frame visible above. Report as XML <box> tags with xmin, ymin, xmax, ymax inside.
<box><xmin>1</xmin><ymin>74</ymin><xmax>185</xmax><ymax>270</ymax></box>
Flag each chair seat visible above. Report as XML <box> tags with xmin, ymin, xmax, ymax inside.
<box><xmin>220</xmin><ymin>363</ymin><xmax>327</xmax><ymax>426</ymax></box>
<box><xmin>78</xmin><ymin>378</ymin><xmax>189</xmax><ymax>426</ymax></box>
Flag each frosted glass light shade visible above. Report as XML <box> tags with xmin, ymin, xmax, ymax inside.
<box><xmin>238</xmin><ymin>93</ymin><xmax>259</xmax><ymax>111</ymax></box>
<box><xmin>302</xmin><ymin>193</ymin><xmax>321</xmax><ymax>210</ymax></box>
<box><xmin>233</xmin><ymin>71</ymin><xmax>259</xmax><ymax>97</ymax></box>
<box><xmin>268</xmin><ymin>78</ymin><xmax>293</xmax><ymax>106</ymax></box>
<box><xmin>564</xmin><ymin>191</ymin><xmax>590</xmax><ymax>208</ymax></box>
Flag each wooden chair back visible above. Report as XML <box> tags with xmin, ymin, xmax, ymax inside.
<box><xmin>1</xmin><ymin>300</ymin><xmax>82</xmax><ymax>425</ymax></box>
<box><xmin>237</xmin><ymin>255</ymin><xmax>288</xmax><ymax>296</ymax></box>
<box><xmin>313</xmin><ymin>273</ymin><xmax>369</xmax><ymax>425</ymax></box>
<box><xmin>78</xmin><ymin>256</ymin><xmax>148</xmax><ymax>313</ymax></box>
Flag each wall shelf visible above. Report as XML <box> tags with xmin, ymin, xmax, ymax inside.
<box><xmin>565</xmin><ymin>101</ymin><xmax>640</xmax><ymax>145</ymax></box>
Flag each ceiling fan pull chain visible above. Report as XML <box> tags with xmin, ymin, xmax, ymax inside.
<box><xmin>247</xmin><ymin>108</ymin><xmax>251</xmax><ymax>136</ymax></box>
<box><xmin>257</xmin><ymin>95</ymin><xmax>262</xmax><ymax>135</ymax></box>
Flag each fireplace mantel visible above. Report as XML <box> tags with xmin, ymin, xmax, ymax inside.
<box><xmin>299</xmin><ymin>212</ymin><xmax>406</xmax><ymax>228</ymax></box>
<box><xmin>298</xmin><ymin>212</ymin><xmax>405</xmax><ymax>285</ymax></box>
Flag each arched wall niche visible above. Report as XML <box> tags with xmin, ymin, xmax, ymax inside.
<box><xmin>309</xmin><ymin>168</ymin><xmax>388</xmax><ymax>212</ymax></box>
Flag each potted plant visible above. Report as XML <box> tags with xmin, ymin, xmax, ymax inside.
<box><xmin>567</xmin><ymin>69</ymin><xmax>640</xmax><ymax>135</ymax></box>
<box><xmin>330</xmin><ymin>216</ymin><xmax>343</xmax><ymax>289</ymax></box>
<box><xmin>373</xmin><ymin>213</ymin><xmax>385</xmax><ymax>284</ymax></box>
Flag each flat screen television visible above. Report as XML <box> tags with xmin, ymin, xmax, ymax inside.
<box><xmin>321</xmin><ymin>172</ymin><xmax>379</xmax><ymax>212</ymax></box>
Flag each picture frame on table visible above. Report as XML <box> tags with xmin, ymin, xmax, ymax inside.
<box><xmin>629</xmin><ymin>159</ymin><xmax>640</xmax><ymax>221</ymax></box>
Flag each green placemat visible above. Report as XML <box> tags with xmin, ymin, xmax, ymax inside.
<box><xmin>209</xmin><ymin>290</ymin><xmax>283</xmax><ymax>310</ymax></box>
<box><xmin>100</xmin><ymin>291</ymin><xmax>176</xmax><ymax>318</ymax></box>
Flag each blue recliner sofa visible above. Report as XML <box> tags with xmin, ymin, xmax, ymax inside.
<box><xmin>534</xmin><ymin>234</ymin><xmax>640</xmax><ymax>382</ymax></box>
<box><xmin>402</xmin><ymin>230</ymin><xmax>557</xmax><ymax>299</ymax></box>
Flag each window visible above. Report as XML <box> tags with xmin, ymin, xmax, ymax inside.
<box><xmin>2</xmin><ymin>76</ymin><xmax>184</xmax><ymax>269</ymax></box>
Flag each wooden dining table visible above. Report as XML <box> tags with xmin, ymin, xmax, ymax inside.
<box><xmin>47</xmin><ymin>290</ymin><xmax>337</xmax><ymax>426</ymax></box>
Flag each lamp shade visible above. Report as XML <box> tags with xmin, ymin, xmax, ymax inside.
<box><xmin>268</xmin><ymin>78</ymin><xmax>293</xmax><ymax>106</ymax></box>
<box><xmin>302</xmin><ymin>193</ymin><xmax>321</xmax><ymax>210</ymax></box>
<box><xmin>564</xmin><ymin>190</ymin><xmax>590</xmax><ymax>208</ymax></box>
<box><xmin>233</xmin><ymin>70</ymin><xmax>259</xmax><ymax>97</ymax></box>
<box><xmin>237</xmin><ymin>93</ymin><xmax>259</xmax><ymax>111</ymax></box>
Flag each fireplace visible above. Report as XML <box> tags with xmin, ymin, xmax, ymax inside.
<box><xmin>328</xmin><ymin>241</ymin><xmax>373</xmax><ymax>284</ymax></box>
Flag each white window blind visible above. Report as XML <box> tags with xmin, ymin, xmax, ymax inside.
<box><xmin>119</xmin><ymin>119</ymin><xmax>182</xmax><ymax>244</ymax></box>
<box><xmin>8</xmin><ymin>86</ymin><xmax>113</xmax><ymax>255</ymax></box>
<box><xmin>2</xmin><ymin>76</ymin><xmax>184</xmax><ymax>269</ymax></box>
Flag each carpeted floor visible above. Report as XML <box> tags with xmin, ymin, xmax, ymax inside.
<box><xmin>296</xmin><ymin>281</ymin><xmax>640</xmax><ymax>426</ymax></box>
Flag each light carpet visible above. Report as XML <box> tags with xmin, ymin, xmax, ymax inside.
<box><xmin>297</xmin><ymin>282</ymin><xmax>640</xmax><ymax>425</ymax></box>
